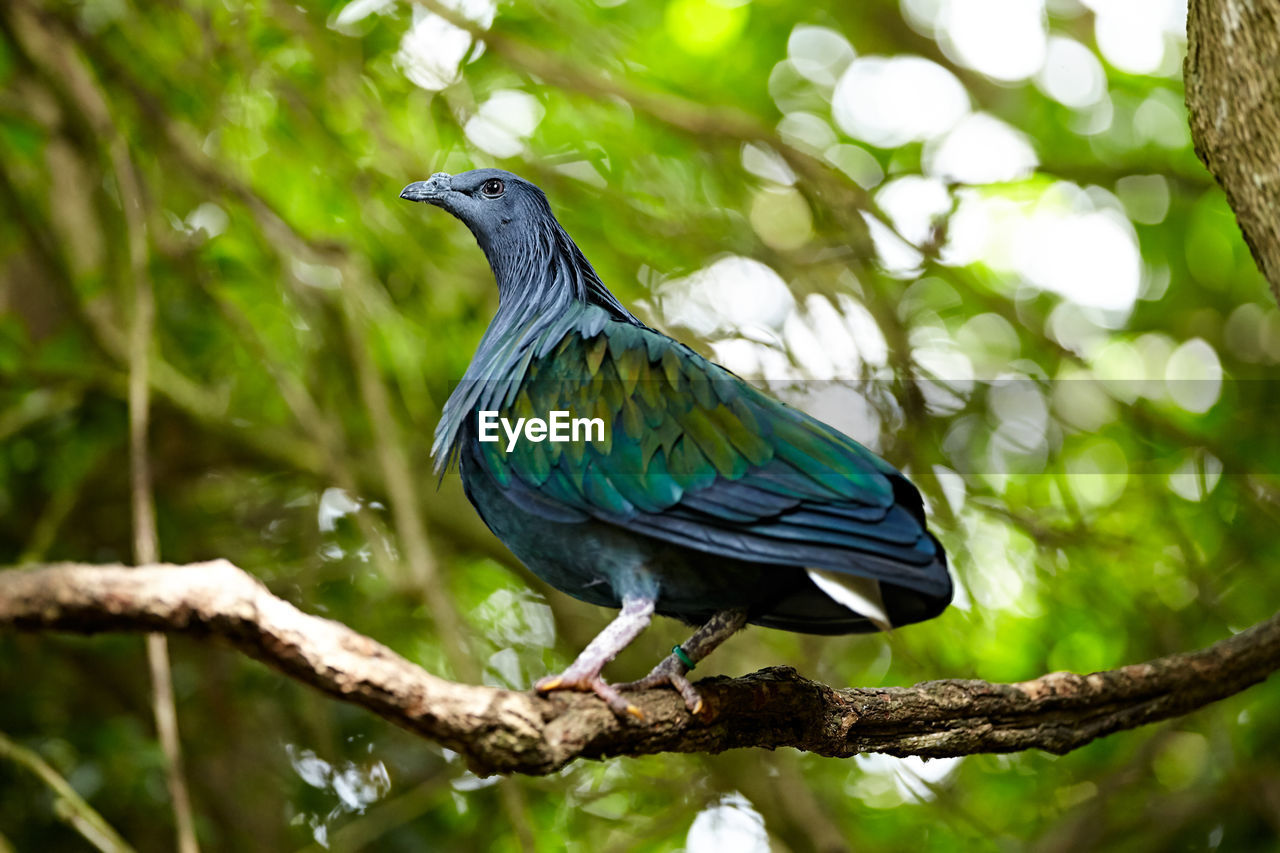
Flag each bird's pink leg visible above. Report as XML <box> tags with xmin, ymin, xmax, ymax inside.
<box><xmin>535</xmin><ymin>595</ymin><xmax>655</xmax><ymax>719</ymax></box>
<box><xmin>616</xmin><ymin>609</ymin><xmax>748</xmax><ymax>715</ymax></box>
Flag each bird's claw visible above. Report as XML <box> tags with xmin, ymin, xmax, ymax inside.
<box><xmin>615</xmin><ymin>653</ymin><xmax>706</xmax><ymax>716</ymax></box>
<box><xmin>534</xmin><ymin>672</ymin><xmax>645</xmax><ymax>721</ymax></box>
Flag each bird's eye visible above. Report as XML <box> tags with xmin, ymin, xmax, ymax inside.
<box><xmin>480</xmin><ymin>178</ymin><xmax>505</xmax><ymax>198</ymax></box>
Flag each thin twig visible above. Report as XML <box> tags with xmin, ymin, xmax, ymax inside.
<box><xmin>0</xmin><ymin>730</ymin><xmax>137</xmax><ymax>853</ymax></box>
<box><xmin>4</xmin><ymin>4</ymin><xmax>203</xmax><ymax>848</ymax></box>
<box><xmin>340</xmin><ymin>288</ymin><xmax>474</xmax><ymax>681</ymax></box>
<box><xmin>339</xmin><ymin>292</ymin><xmax>536</xmax><ymax>848</ymax></box>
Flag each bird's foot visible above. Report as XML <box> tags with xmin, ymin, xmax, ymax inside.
<box><xmin>532</xmin><ymin>595</ymin><xmax>656</xmax><ymax>720</ymax></box>
<box><xmin>615</xmin><ymin>654</ymin><xmax>705</xmax><ymax>716</ymax></box>
<box><xmin>535</xmin><ymin>671</ymin><xmax>645</xmax><ymax>721</ymax></box>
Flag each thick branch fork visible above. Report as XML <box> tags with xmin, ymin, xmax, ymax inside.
<box><xmin>2</xmin><ymin>562</ymin><xmax>1277</xmax><ymax>776</ymax></box>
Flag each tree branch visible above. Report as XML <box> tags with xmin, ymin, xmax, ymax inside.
<box><xmin>2</xmin><ymin>561</ymin><xmax>1277</xmax><ymax>777</ymax></box>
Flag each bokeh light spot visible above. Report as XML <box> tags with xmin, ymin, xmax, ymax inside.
<box><xmin>1036</xmin><ymin>36</ymin><xmax>1106</xmax><ymax>108</ymax></box>
<box><xmin>943</xmin><ymin>0</ymin><xmax>1047</xmax><ymax>81</ymax></box>
<box><xmin>833</xmin><ymin>56</ymin><xmax>969</xmax><ymax>148</ymax></box>
<box><xmin>787</xmin><ymin>24</ymin><xmax>855</xmax><ymax>87</ymax></box>
<box><xmin>665</xmin><ymin>0</ymin><xmax>749</xmax><ymax>55</ymax></box>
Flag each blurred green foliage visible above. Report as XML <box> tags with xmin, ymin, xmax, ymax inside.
<box><xmin>2</xmin><ymin>0</ymin><xmax>1280</xmax><ymax>850</ymax></box>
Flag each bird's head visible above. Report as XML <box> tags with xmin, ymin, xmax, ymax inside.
<box><xmin>400</xmin><ymin>167</ymin><xmax>633</xmax><ymax>320</ymax></box>
<box><xmin>400</xmin><ymin>168</ymin><xmax>550</xmax><ymax>253</ymax></box>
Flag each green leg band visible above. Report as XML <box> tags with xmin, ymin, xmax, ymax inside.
<box><xmin>671</xmin><ymin>644</ymin><xmax>696</xmax><ymax>670</ymax></box>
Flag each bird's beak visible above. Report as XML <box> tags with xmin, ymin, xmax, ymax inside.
<box><xmin>400</xmin><ymin>172</ymin><xmax>452</xmax><ymax>204</ymax></box>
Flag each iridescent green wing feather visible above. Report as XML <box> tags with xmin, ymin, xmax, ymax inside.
<box><xmin>478</xmin><ymin>306</ymin><xmax>944</xmax><ymax>592</ymax></box>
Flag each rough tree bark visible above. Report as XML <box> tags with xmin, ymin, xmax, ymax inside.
<box><xmin>2</xmin><ymin>561</ymin><xmax>1277</xmax><ymax>777</ymax></box>
<box><xmin>1186</xmin><ymin>0</ymin><xmax>1280</xmax><ymax>306</ymax></box>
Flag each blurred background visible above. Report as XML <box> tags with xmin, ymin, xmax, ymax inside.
<box><xmin>3</xmin><ymin>0</ymin><xmax>1280</xmax><ymax>849</ymax></box>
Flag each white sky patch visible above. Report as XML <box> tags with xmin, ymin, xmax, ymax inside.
<box><xmin>988</xmin><ymin>375</ymin><xmax>1050</xmax><ymax>463</ymax></box>
<box><xmin>832</xmin><ymin>56</ymin><xmax>969</xmax><ymax>148</ymax></box>
<box><xmin>1017</xmin><ymin>207</ymin><xmax>1141</xmax><ymax>313</ymax></box>
<box><xmin>1035</xmin><ymin>36</ymin><xmax>1107</xmax><ymax>108</ymax></box>
<box><xmin>786</xmin><ymin>383</ymin><xmax>885</xmax><ymax>452</ymax></box>
<box><xmin>961</xmin><ymin>512</ymin><xmax>1039</xmax><ymax>614</ymax></box>
<box><xmin>708</xmin><ymin>337</ymin><xmax>802</xmax><ymax>381</ymax></box>
<box><xmin>687</xmin><ymin>793</ymin><xmax>769</xmax><ymax>853</ymax></box>
<box><xmin>464</xmin><ymin>90</ymin><xmax>544</xmax><ymax>158</ymax></box>
<box><xmin>876</xmin><ymin>176</ymin><xmax>952</xmax><ymax>247</ymax></box>
<box><xmin>1168</xmin><ymin>449</ymin><xmax>1223</xmax><ymax>502</ymax></box>
<box><xmin>317</xmin><ymin>487</ymin><xmax>360</xmax><ymax>532</ymax></box>
<box><xmin>913</xmin><ymin>338</ymin><xmax>975</xmax><ymax>414</ymax></box>
<box><xmin>784</xmin><ymin>305</ymin><xmax>835</xmax><ymax>380</ymax></box>
<box><xmin>824</xmin><ymin>143</ymin><xmax>884</xmax><ymax>189</ymax></box>
<box><xmin>947</xmin><ymin>183</ymin><xmax>1142</xmax><ymax>314</ymax></box>
<box><xmin>484</xmin><ymin>648</ymin><xmax>522</xmax><ymax>689</ymax></box>
<box><xmin>741</xmin><ymin>142</ymin><xmax>796</xmax><ymax>185</ymax></box>
<box><xmin>1164</xmin><ymin>337</ymin><xmax>1223</xmax><ymax>413</ymax></box>
<box><xmin>185</xmin><ymin>202</ymin><xmax>229</xmax><ymax>238</ymax></box>
<box><xmin>910</xmin><ymin>0</ymin><xmax>1183</xmax><ymax>82</ymax></box>
<box><xmin>394</xmin><ymin>0</ymin><xmax>495</xmax><ymax>92</ymax></box>
<box><xmin>704</xmin><ymin>290</ymin><xmax>892</xmax><ymax>382</ymax></box>
<box><xmin>777</xmin><ymin>111</ymin><xmax>838</xmax><ymax>153</ymax></box>
<box><xmin>1083</xmin><ymin>0</ymin><xmax>1187</xmax><ymax>76</ymax></box>
<box><xmin>900</xmin><ymin>0</ymin><xmax>947</xmax><ymax>34</ymax></box>
<box><xmin>285</xmin><ymin>743</ymin><xmax>390</xmax><ymax>847</ymax></box>
<box><xmin>804</xmin><ymin>294</ymin><xmax>859</xmax><ymax>376</ymax></box>
<box><xmin>787</xmin><ymin>24</ymin><xmax>856</xmax><ymax>87</ymax></box>
<box><xmin>656</xmin><ymin>255</ymin><xmax>795</xmax><ymax>338</ymax></box>
<box><xmin>838</xmin><ymin>294</ymin><xmax>889</xmax><ymax>367</ymax></box>
<box><xmin>941</xmin><ymin>194</ymin><xmax>1010</xmax><ymax>267</ymax></box>
<box><xmin>474</xmin><ymin>587</ymin><xmax>556</xmax><ymax>650</ymax></box>
<box><xmin>865</xmin><ymin>213</ymin><xmax>924</xmax><ymax>278</ymax></box>
<box><xmin>942</xmin><ymin>0</ymin><xmax>1047</xmax><ymax>81</ymax></box>
<box><xmin>925</xmin><ymin>113</ymin><xmax>1038</xmax><ymax>184</ymax></box>
<box><xmin>932</xmin><ymin>464</ymin><xmax>968</xmax><ymax>517</ymax></box>
<box><xmin>332</xmin><ymin>0</ymin><xmax>394</xmax><ymax>28</ymax></box>
<box><xmin>702</xmin><ymin>292</ymin><xmax>890</xmax><ymax>408</ymax></box>
<box><xmin>852</xmin><ymin>754</ymin><xmax>963</xmax><ymax>807</ymax></box>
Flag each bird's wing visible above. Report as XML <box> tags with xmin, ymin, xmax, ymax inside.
<box><xmin>471</xmin><ymin>317</ymin><xmax>948</xmax><ymax>597</ymax></box>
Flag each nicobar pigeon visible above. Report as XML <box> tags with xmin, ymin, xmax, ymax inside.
<box><xmin>401</xmin><ymin>169</ymin><xmax>951</xmax><ymax>718</ymax></box>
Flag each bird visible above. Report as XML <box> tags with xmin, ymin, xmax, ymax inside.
<box><xmin>400</xmin><ymin>168</ymin><xmax>951</xmax><ymax>719</ymax></box>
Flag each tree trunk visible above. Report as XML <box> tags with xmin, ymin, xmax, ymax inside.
<box><xmin>1185</xmin><ymin>0</ymin><xmax>1280</xmax><ymax>306</ymax></box>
